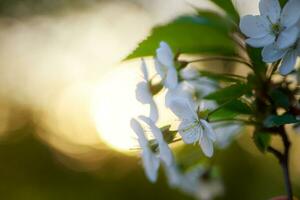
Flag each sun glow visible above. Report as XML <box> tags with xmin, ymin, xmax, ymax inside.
<box><xmin>91</xmin><ymin>65</ymin><xmax>149</xmax><ymax>151</ymax></box>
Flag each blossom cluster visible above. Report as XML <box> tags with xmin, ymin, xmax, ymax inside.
<box><xmin>131</xmin><ymin>42</ymin><xmax>241</xmax><ymax>199</ymax></box>
<box><xmin>240</xmin><ymin>0</ymin><xmax>300</xmax><ymax>75</ymax></box>
<box><xmin>127</xmin><ymin>0</ymin><xmax>300</xmax><ymax>199</ymax></box>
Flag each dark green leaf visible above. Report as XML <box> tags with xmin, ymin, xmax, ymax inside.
<box><xmin>208</xmin><ymin>108</ymin><xmax>238</xmax><ymax>121</ymax></box>
<box><xmin>247</xmin><ymin>47</ymin><xmax>267</xmax><ymax>79</ymax></box>
<box><xmin>207</xmin><ymin>0</ymin><xmax>240</xmax><ymax>23</ymax></box>
<box><xmin>125</xmin><ymin>15</ymin><xmax>236</xmax><ymax>60</ymax></box>
<box><xmin>279</xmin><ymin>0</ymin><xmax>288</xmax><ymax>7</ymax></box>
<box><xmin>254</xmin><ymin>131</ymin><xmax>271</xmax><ymax>152</ymax></box>
<box><xmin>204</xmin><ymin>83</ymin><xmax>249</xmax><ymax>102</ymax></box>
<box><xmin>208</xmin><ymin>99</ymin><xmax>252</xmax><ymax>121</ymax></box>
<box><xmin>263</xmin><ymin>114</ymin><xmax>299</xmax><ymax>128</ymax></box>
<box><xmin>269</xmin><ymin>89</ymin><xmax>290</xmax><ymax>109</ymax></box>
<box><xmin>223</xmin><ymin>99</ymin><xmax>253</xmax><ymax>114</ymax></box>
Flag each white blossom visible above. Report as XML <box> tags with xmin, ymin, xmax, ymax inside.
<box><xmin>213</xmin><ymin>122</ymin><xmax>242</xmax><ymax>148</ymax></box>
<box><xmin>263</xmin><ymin>38</ymin><xmax>300</xmax><ymax>75</ymax></box>
<box><xmin>168</xmin><ymin>97</ymin><xmax>216</xmax><ymax>157</ymax></box>
<box><xmin>179</xmin><ymin>166</ymin><xmax>224</xmax><ymax>200</ymax></box>
<box><xmin>240</xmin><ymin>0</ymin><xmax>300</xmax><ymax>49</ymax></box>
<box><xmin>130</xmin><ymin>118</ymin><xmax>160</xmax><ymax>182</ymax></box>
<box><xmin>136</xmin><ymin>59</ymin><xmax>159</xmax><ymax>121</ymax></box>
<box><xmin>155</xmin><ymin>41</ymin><xmax>178</xmax><ymax>89</ymax></box>
<box><xmin>139</xmin><ymin>115</ymin><xmax>173</xmax><ymax>166</ymax></box>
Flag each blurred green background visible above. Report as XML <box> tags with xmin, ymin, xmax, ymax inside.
<box><xmin>0</xmin><ymin>0</ymin><xmax>299</xmax><ymax>200</ymax></box>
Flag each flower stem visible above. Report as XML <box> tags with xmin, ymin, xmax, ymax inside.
<box><xmin>185</xmin><ymin>56</ymin><xmax>253</xmax><ymax>69</ymax></box>
<box><xmin>267</xmin><ymin>126</ymin><xmax>293</xmax><ymax>200</ymax></box>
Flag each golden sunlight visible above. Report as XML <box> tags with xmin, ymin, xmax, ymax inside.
<box><xmin>91</xmin><ymin>65</ymin><xmax>148</xmax><ymax>151</ymax></box>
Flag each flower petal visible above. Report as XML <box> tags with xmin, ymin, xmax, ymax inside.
<box><xmin>164</xmin><ymin>164</ymin><xmax>182</xmax><ymax>188</ymax></box>
<box><xmin>178</xmin><ymin>120</ymin><xmax>201</xmax><ymax>144</ymax></box>
<box><xmin>165</xmin><ymin>67</ymin><xmax>178</xmax><ymax>89</ymax></box>
<box><xmin>259</xmin><ymin>0</ymin><xmax>281</xmax><ymax>23</ymax></box>
<box><xmin>279</xmin><ymin>50</ymin><xmax>297</xmax><ymax>75</ymax></box>
<box><xmin>213</xmin><ymin>122</ymin><xmax>241</xmax><ymax>149</ymax></box>
<box><xmin>262</xmin><ymin>43</ymin><xmax>287</xmax><ymax>63</ymax></box>
<box><xmin>166</xmin><ymin>81</ymin><xmax>194</xmax><ymax>102</ymax></box>
<box><xmin>180</xmin><ymin>66</ymin><xmax>199</xmax><ymax>80</ymax></box>
<box><xmin>240</xmin><ymin>15</ymin><xmax>270</xmax><ymax>38</ymax></box>
<box><xmin>130</xmin><ymin>118</ymin><xmax>148</xmax><ymax>148</ymax></box>
<box><xmin>139</xmin><ymin>116</ymin><xmax>164</xmax><ymax>142</ymax></box>
<box><xmin>199</xmin><ymin>134</ymin><xmax>214</xmax><ymax>157</ymax></box>
<box><xmin>280</xmin><ymin>0</ymin><xmax>300</xmax><ymax>28</ymax></box>
<box><xmin>142</xmin><ymin>149</ymin><xmax>160</xmax><ymax>183</ymax></box>
<box><xmin>245</xmin><ymin>34</ymin><xmax>275</xmax><ymax>47</ymax></box>
<box><xmin>156</xmin><ymin>41</ymin><xmax>174</xmax><ymax>67</ymax></box>
<box><xmin>168</xmin><ymin>97</ymin><xmax>197</xmax><ymax>120</ymax></box>
<box><xmin>140</xmin><ymin>58</ymin><xmax>149</xmax><ymax>81</ymax></box>
<box><xmin>200</xmin><ymin>119</ymin><xmax>216</xmax><ymax>141</ymax></box>
<box><xmin>276</xmin><ymin>26</ymin><xmax>299</xmax><ymax>49</ymax></box>
<box><xmin>135</xmin><ymin>82</ymin><xmax>152</xmax><ymax>104</ymax></box>
<box><xmin>139</xmin><ymin>116</ymin><xmax>173</xmax><ymax>165</ymax></box>
<box><xmin>149</xmin><ymin>101</ymin><xmax>159</xmax><ymax>122</ymax></box>
<box><xmin>154</xmin><ymin>58</ymin><xmax>166</xmax><ymax>79</ymax></box>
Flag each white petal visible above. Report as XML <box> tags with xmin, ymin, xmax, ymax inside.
<box><xmin>159</xmin><ymin>142</ymin><xmax>173</xmax><ymax>166</ymax></box>
<box><xmin>139</xmin><ymin>116</ymin><xmax>164</xmax><ymax>142</ymax></box>
<box><xmin>165</xmin><ymin>82</ymin><xmax>194</xmax><ymax>107</ymax></box>
<box><xmin>213</xmin><ymin>122</ymin><xmax>241</xmax><ymax>148</ymax></box>
<box><xmin>280</xmin><ymin>0</ymin><xmax>300</xmax><ymax>27</ymax></box>
<box><xmin>259</xmin><ymin>0</ymin><xmax>281</xmax><ymax>23</ymax></box>
<box><xmin>240</xmin><ymin>15</ymin><xmax>270</xmax><ymax>38</ymax></box>
<box><xmin>154</xmin><ymin>58</ymin><xmax>166</xmax><ymax>79</ymax></box>
<box><xmin>168</xmin><ymin>97</ymin><xmax>197</xmax><ymax>120</ymax></box>
<box><xmin>130</xmin><ymin>118</ymin><xmax>148</xmax><ymax>148</ymax></box>
<box><xmin>138</xmin><ymin>116</ymin><xmax>173</xmax><ymax>165</ymax></box>
<box><xmin>165</xmin><ymin>67</ymin><xmax>178</xmax><ymax>89</ymax></box>
<box><xmin>262</xmin><ymin>43</ymin><xmax>287</xmax><ymax>62</ymax></box>
<box><xmin>164</xmin><ymin>164</ymin><xmax>182</xmax><ymax>188</ymax></box>
<box><xmin>178</xmin><ymin>120</ymin><xmax>201</xmax><ymax>144</ymax></box>
<box><xmin>180</xmin><ymin>66</ymin><xmax>199</xmax><ymax>80</ymax></box>
<box><xmin>276</xmin><ymin>26</ymin><xmax>299</xmax><ymax>49</ymax></box>
<box><xmin>140</xmin><ymin>58</ymin><xmax>149</xmax><ymax>81</ymax></box>
<box><xmin>156</xmin><ymin>41</ymin><xmax>174</xmax><ymax>67</ymax></box>
<box><xmin>245</xmin><ymin>34</ymin><xmax>275</xmax><ymax>47</ymax></box>
<box><xmin>199</xmin><ymin>134</ymin><xmax>214</xmax><ymax>157</ymax></box>
<box><xmin>135</xmin><ymin>82</ymin><xmax>152</xmax><ymax>104</ymax></box>
<box><xmin>142</xmin><ymin>149</ymin><xmax>160</xmax><ymax>183</ymax></box>
<box><xmin>149</xmin><ymin>101</ymin><xmax>159</xmax><ymax>122</ymax></box>
<box><xmin>279</xmin><ymin>50</ymin><xmax>298</xmax><ymax>75</ymax></box>
<box><xmin>200</xmin><ymin>120</ymin><xmax>216</xmax><ymax>141</ymax></box>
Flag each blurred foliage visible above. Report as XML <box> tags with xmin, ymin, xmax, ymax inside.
<box><xmin>0</xmin><ymin>0</ymin><xmax>108</xmax><ymax>17</ymax></box>
<box><xmin>0</xmin><ymin>122</ymin><xmax>298</xmax><ymax>200</ymax></box>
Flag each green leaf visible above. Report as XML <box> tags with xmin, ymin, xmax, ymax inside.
<box><xmin>246</xmin><ymin>47</ymin><xmax>267</xmax><ymax>79</ymax></box>
<box><xmin>269</xmin><ymin>89</ymin><xmax>290</xmax><ymax>109</ymax></box>
<box><xmin>254</xmin><ymin>131</ymin><xmax>271</xmax><ymax>152</ymax></box>
<box><xmin>204</xmin><ymin>83</ymin><xmax>249</xmax><ymax>102</ymax></box>
<box><xmin>199</xmin><ymin>70</ymin><xmax>244</xmax><ymax>83</ymax></box>
<box><xmin>208</xmin><ymin>99</ymin><xmax>252</xmax><ymax>121</ymax></box>
<box><xmin>223</xmin><ymin>99</ymin><xmax>253</xmax><ymax>115</ymax></box>
<box><xmin>279</xmin><ymin>0</ymin><xmax>288</xmax><ymax>7</ymax></box>
<box><xmin>263</xmin><ymin>114</ymin><xmax>299</xmax><ymax>128</ymax></box>
<box><xmin>207</xmin><ymin>0</ymin><xmax>240</xmax><ymax>23</ymax></box>
<box><xmin>208</xmin><ymin>108</ymin><xmax>238</xmax><ymax>121</ymax></box>
<box><xmin>125</xmin><ymin>15</ymin><xmax>236</xmax><ymax>60</ymax></box>
<box><xmin>196</xmin><ymin>9</ymin><xmax>235</xmax><ymax>31</ymax></box>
